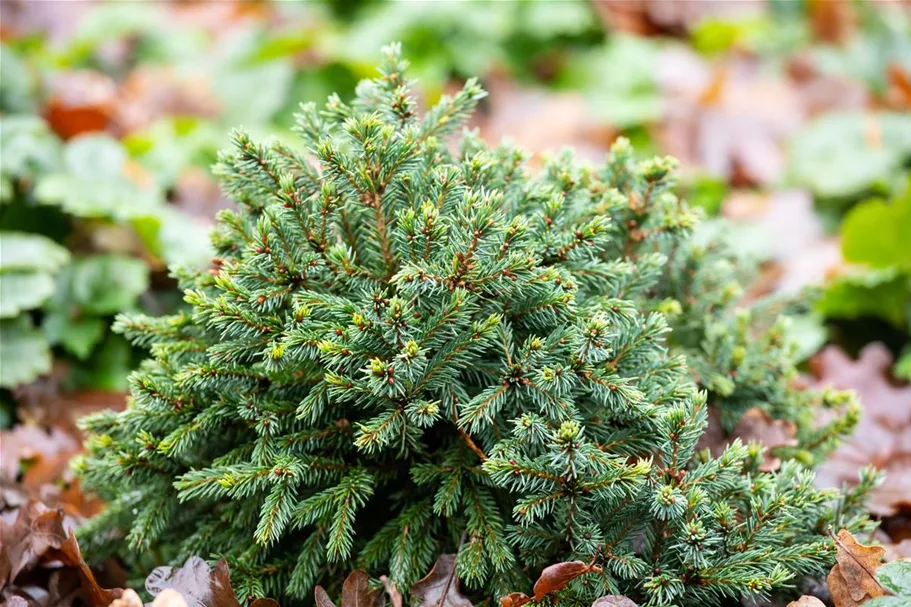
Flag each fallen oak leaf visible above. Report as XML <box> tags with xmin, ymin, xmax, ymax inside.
<box><xmin>0</xmin><ymin>499</ymin><xmax>70</xmax><ymax>583</ymax></box>
<box><xmin>47</xmin><ymin>529</ymin><xmax>123</xmax><ymax>607</ymax></box>
<box><xmin>827</xmin><ymin>529</ymin><xmax>888</xmax><ymax>607</ymax></box>
<box><xmin>0</xmin><ymin>499</ymin><xmax>122</xmax><ymax>606</ymax></box>
<box><xmin>145</xmin><ymin>556</ymin><xmax>279</xmax><ymax>607</ymax></box>
<box><xmin>411</xmin><ymin>554</ymin><xmax>474</xmax><ymax>607</ymax></box>
<box><xmin>813</xmin><ymin>344</ymin><xmax>911</xmax><ymax>518</ymax></box>
<box><xmin>315</xmin><ymin>569</ymin><xmax>383</xmax><ymax>607</ymax></box>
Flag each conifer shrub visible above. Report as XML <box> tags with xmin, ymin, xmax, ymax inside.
<box><xmin>77</xmin><ymin>46</ymin><xmax>874</xmax><ymax>606</ymax></box>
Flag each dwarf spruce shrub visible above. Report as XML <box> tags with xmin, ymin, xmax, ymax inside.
<box><xmin>77</xmin><ymin>46</ymin><xmax>872</xmax><ymax>606</ymax></box>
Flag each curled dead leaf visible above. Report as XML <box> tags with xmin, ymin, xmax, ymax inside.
<box><xmin>532</xmin><ymin>561</ymin><xmax>602</xmax><ymax>602</ymax></box>
<box><xmin>0</xmin><ymin>499</ymin><xmax>123</xmax><ymax>606</ymax></box>
<box><xmin>500</xmin><ymin>560</ymin><xmax>604</xmax><ymax>607</ymax></box>
<box><xmin>499</xmin><ymin>592</ymin><xmax>531</xmax><ymax>607</ymax></box>
<box><xmin>145</xmin><ymin>556</ymin><xmax>278</xmax><ymax>607</ymax></box>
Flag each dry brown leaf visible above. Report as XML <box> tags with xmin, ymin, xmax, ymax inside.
<box><xmin>43</xmin><ymin>70</ymin><xmax>117</xmax><ymax>140</ymax></box>
<box><xmin>807</xmin><ymin>0</ymin><xmax>857</xmax><ymax>44</ymax></box>
<box><xmin>657</xmin><ymin>51</ymin><xmax>803</xmax><ymax>188</ymax></box>
<box><xmin>813</xmin><ymin>344</ymin><xmax>911</xmax><ymax>517</ymax></box>
<box><xmin>531</xmin><ymin>561</ymin><xmax>602</xmax><ymax>602</ymax></box>
<box><xmin>113</xmin><ymin>66</ymin><xmax>220</xmax><ymax>136</ymax></box>
<box><xmin>732</xmin><ymin>407</ymin><xmax>799</xmax><ymax>472</ymax></box>
<box><xmin>827</xmin><ymin>529</ymin><xmax>887</xmax><ymax>607</ymax></box>
<box><xmin>592</xmin><ymin>596</ymin><xmax>638</xmax><ymax>607</ymax></box>
<box><xmin>886</xmin><ymin>63</ymin><xmax>911</xmax><ymax>110</ymax></box>
<box><xmin>479</xmin><ymin>75</ymin><xmax>614</xmax><ymax>168</ymax></box>
<box><xmin>696</xmin><ymin>405</ymin><xmax>799</xmax><ymax>471</ymax></box>
<box><xmin>0</xmin><ymin>499</ymin><xmax>123</xmax><ymax>607</ymax></box>
<box><xmin>145</xmin><ymin>556</ymin><xmax>279</xmax><ymax>607</ymax></box>
<box><xmin>0</xmin><ymin>425</ymin><xmax>79</xmax><ymax>481</ymax></box>
<box><xmin>786</xmin><ymin>597</ymin><xmax>826</xmax><ymax>607</ymax></box>
<box><xmin>340</xmin><ymin>570</ymin><xmax>383</xmax><ymax>607</ymax></box>
<box><xmin>591</xmin><ymin>0</ymin><xmax>764</xmax><ymax>37</ymax></box>
<box><xmin>499</xmin><ymin>592</ymin><xmax>531</xmax><ymax>607</ymax></box>
<box><xmin>500</xmin><ymin>560</ymin><xmax>603</xmax><ymax>607</ymax></box>
<box><xmin>380</xmin><ymin>576</ymin><xmax>402</xmax><ymax>607</ymax></box>
<box><xmin>411</xmin><ymin>554</ymin><xmax>474</xmax><ymax>607</ymax></box>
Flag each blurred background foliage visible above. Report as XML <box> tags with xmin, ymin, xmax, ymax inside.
<box><xmin>0</xmin><ymin>0</ymin><xmax>909</xmax><ymax>426</ymax></box>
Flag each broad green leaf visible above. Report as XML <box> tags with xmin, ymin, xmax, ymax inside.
<box><xmin>34</xmin><ymin>134</ymin><xmax>163</xmax><ymax>220</ymax></box>
<box><xmin>46</xmin><ymin>256</ymin><xmax>149</xmax><ymax>317</ymax></box>
<box><xmin>215</xmin><ymin>61</ymin><xmax>294</xmax><ymax>126</ymax></box>
<box><xmin>784</xmin><ymin>313</ymin><xmax>827</xmax><ymax>362</ymax></box>
<box><xmin>0</xmin><ymin>231</ymin><xmax>70</xmax><ymax>272</ymax></box>
<box><xmin>62</xmin><ymin>134</ymin><xmax>126</xmax><ymax>180</ymax></box>
<box><xmin>0</xmin><ymin>115</ymin><xmax>62</xmax><ymax>189</ymax></box>
<box><xmin>841</xmin><ymin>181</ymin><xmax>911</xmax><ymax>271</ymax></box>
<box><xmin>817</xmin><ymin>268</ymin><xmax>908</xmax><ymax>328</ymax></box>
<box><xmin>570</xmin><ymin>36</ymin><xmax>662</xmax><ymax>129</ymax></box>
<box><xmin>0</xmin><ymin>44</ymin><xmax>40</xmax><ymax>113</ymax></box>
<box><xmin>68</xmin><ymin>333</ymin><xmax>133</xmax><ymax>391</ymax></box>
<box><xmin>877</xmin><ymin>560</ymin><xmax>911</xmax><ymax>595</ymax></box>
<box><xmin>0</xmin><ymin>316</ymin><xmax>51</xmax><ymax>388</ymax></box>
<box><xmin>153</xmin><ymin>207</ymin><xmax>213</xmax><ymax>269</ymax></box>
<box><xmin>789</xmin><ymin>112</ymin><xmax>911</xmax><ymax>202</ymax></box>
<box><xmin>0</xmin><ymin>272</ymin><xmax>56</xmax><ymax>317</ymax></box>
<box><xmin>42</xmin><ymin>311</ymin><xmax>106</xmax><ymax>360</ymax></box>
<box><xmin>866</xmin><ymin>598</ymin><xmax>909</xmax><ymax>607</ymax></box>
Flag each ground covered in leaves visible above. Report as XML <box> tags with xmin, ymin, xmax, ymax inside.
<box><xmin>1</xmin><ymin>0</ymin><xmax>909</xmax><ymax>605</ymax></box>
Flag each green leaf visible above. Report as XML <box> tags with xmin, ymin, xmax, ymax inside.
<box><xmin>866</xmin><ymin>598</ymin><xmax>910</xmax><ymax>607</ymax></box>
<box><xmin>789</xmin><ymin>112</ymin><xmax>911</xmax><ymax>202</ymax></box>
<box><xmin>46</xmin><ymin>256</ymin><xmax>149</xmax><ymax>317</ymax></box>
<box><xmin>34</xmin><ymin>134</ymin><xmax>163</xmax><ymax>220</ymax></box>
<box><xmin>785</xmin><ymin>313</ymin><xmax>827</xmax><ymax>362</ymax></box>
<box><xmin>0</xmin><ymin>44</ymin><xmax>41</xmax><ymax>113</ymax></box>
<box><xmin>152</xmin><ymin>207</ymin><xmax>213</xmax><ymax>269</ymax></box>
<box><xmin>0</xmin><ymin>231</ymin><xmax>70</xmax><ymax>272</ymax></box>
<box><xmin>0</xmin><ymin>115</ymin><xmax>61</xmax><ymax>188</ymax></box>
<box><xmin>841</xmin><ymin>181</ymin><xmax>911</xmax><ymax>271</ymax></box>
<box><xmin>0</xmin><ymin>316</ymin><xmax>51</xmax><ymax>388</ymax></box>
<box><xmin>213</xmin><ymin>59</ymin><xmax>294</xmax><ymax>127</ymax></box>
<box><xmin>877</xmin><ymin>560</ymin><xmax>911</xmax><ymax>595</ymax></box>
<box><xmin>0</xmin><ymin>272</ymin><xmax>56</xmax><ymax>317</ymax></box>
<box><xmin>568</xmin><ymin>36</ymin><xmax>662</xmax><ymax>129</ymax></box>
<box><xmin>68</xmin><ymin>333</ymin><xmax>133</xmax><ymax>391</ymax></box>
<box><xmin>42</xmin><ymin>311</ymin><xmax>106</xmax><ymax>360</ymax></box>
<box><xmin>817</xmin><ymin>268</ymin><xmax>908</xmax><ymax>328</ymax></box>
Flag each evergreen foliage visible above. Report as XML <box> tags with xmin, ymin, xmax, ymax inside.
<box><xmin>77</xmin><ymin>45</ymin><xmax>873</xmax><ymax>606</ymax></box>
